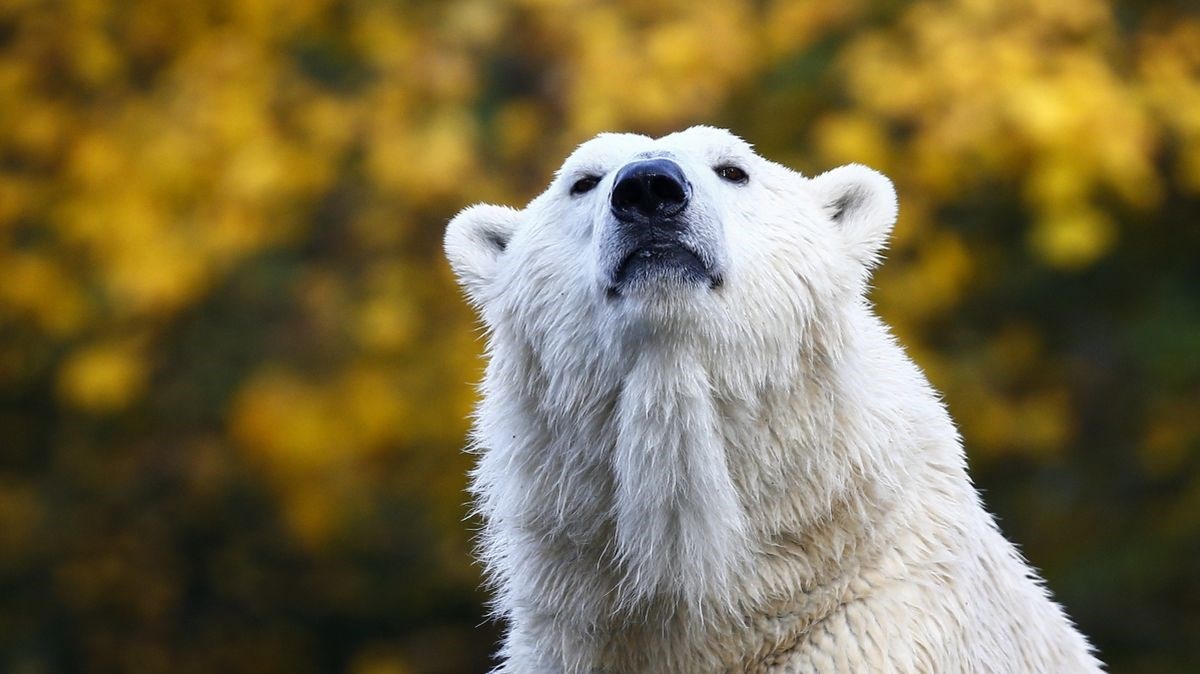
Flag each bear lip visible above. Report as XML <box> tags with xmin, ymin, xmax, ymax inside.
<box><xmin>607</xmin><ymin>242</ymin><xmax>721</xmax><ymax>297</ymax></box>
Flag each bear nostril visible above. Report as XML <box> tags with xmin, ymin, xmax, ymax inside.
<box><xmin>610</xmin><ymin>159</ymin><xmax>691</xmax><ymax>221</ymax></box>
<box><xmin>611</xmin><ymin>179</ymin><xmax>645</xmax><ymax>214</ymax></box>
<box><xmin>649</xmin><ymin>175</ymin><xmax>685</xmax><ymax>207</ymax></box>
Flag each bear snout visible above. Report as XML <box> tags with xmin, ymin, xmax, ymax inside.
<box><xmin>610</xmin><ymin>158</ymin><xmax>691</xmax><ymax>221</ymax></box>
<box><xmin>601</xmin><ymin>158</ymin><xmax>723</xmax><ymax>297</ymax></box>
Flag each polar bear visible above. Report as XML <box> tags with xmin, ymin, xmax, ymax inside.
<box><xmin>445</xmin><ymin>126</ymin><xmax>1103</xmax><ymax>673</ymax></box>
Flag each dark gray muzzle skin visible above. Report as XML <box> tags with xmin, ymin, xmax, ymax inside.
<box><xmin>603</xmin><ymin>159</ymin><xmax>719</xmax><ymax>296</ymax></box>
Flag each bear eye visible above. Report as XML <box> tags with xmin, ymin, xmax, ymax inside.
<box><xmin>715</xmin><ymin>165</ymin><xmax>749</xmax><ymax>184</ymax></box>
<box><xmin>570</xmin><ymin>175</ymin><xmax>601</xmax><ymax>196</ymax></box>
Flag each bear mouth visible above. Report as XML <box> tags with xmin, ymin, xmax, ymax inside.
<box><xmin>608</xmin><ymin>242</ymin><xmax>722</xmax><ymax>297</ymax></box>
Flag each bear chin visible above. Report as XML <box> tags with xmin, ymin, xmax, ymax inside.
<box><xmin>607</xmin><ymin>243</ymin><xmax>723</xmax><ymax>298</ymax></box>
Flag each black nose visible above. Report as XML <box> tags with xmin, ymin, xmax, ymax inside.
<box><xmin>610</xmin><ymin>159</ymin><xmax>691</xmax><ymax>221</ymax></box>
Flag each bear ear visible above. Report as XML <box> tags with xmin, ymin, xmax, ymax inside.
<box><xmin>810</xmin><ymin>164</ymin><xmax>898</xmax><ymax>270</ymax></box>
<box><xmin>444</xmin><ymin>203</ymin><xmax>520</xmax><ymax>301</ymax></box>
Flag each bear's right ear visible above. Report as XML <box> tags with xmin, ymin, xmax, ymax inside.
<box><xmin>444</xmin><ymin>203</ymin><xmax>520</xmax><ymax>301</ymax></box>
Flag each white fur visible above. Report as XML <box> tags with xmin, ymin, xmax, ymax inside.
<box><xmin>445</xmin><ymin>127</ymin><xmax>1104</xmax><ymax>673</ymax></box>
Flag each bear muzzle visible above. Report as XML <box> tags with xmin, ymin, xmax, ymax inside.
<box><xmin>603</xmin><ymin>158</ymin><xmax>722</xmax><ymax>298</ymax></box>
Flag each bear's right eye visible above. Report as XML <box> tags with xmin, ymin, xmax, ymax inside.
<box><xmin>570</xmin><ymin>176</ymin><xmax>601</xmax><ymax>196</ymax></box>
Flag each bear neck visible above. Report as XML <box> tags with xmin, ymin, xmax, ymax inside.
<box><xmin>474</xmin><ymin>310</ymin><xmax>947</xmax><ymax>641</ymax></box>
<box><xmin>607</xmin><ymin>342</ymin><xmax>751</xmax><ymax>612</ymax></box>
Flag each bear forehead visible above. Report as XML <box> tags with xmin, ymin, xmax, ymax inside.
<box><xmin>558</xmin><ymin>126</ymin><xmax>756</xmax><ymax>176</ymax></box>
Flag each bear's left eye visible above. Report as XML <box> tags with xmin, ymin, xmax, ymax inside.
<box><xmin>715</xmin><ymin>165</ymin><xmax>749</xmax><ymax>184</ymax></box>
<box><xmin>570</xmin><ymin>176</ymin><xmax>601</xmax><ymax>196</ymax></box>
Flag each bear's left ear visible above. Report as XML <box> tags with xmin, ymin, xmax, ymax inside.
<box><xmin>810</xmin><ymin>164</ymin><xmax>898</xmax><ymax>270</ymax></box>
<box><xmin>445</xmin><ymin>203</ymin><xmax>520</xmax><ymax>303</ymax></box>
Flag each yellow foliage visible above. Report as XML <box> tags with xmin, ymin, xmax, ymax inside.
<box><xmin>1139</xmin><ymin>20</ymin><xmax>1200</xmax><ymax>193</ymax></box>
<box><xmin>875</xmin><ymin>231</ymin><xmax>973</xmax><ymax>321</ymax></box>
<box><xmin>367</xmin><ymin>109</ymin><xmax>481</xmax><ymax>204</ymax></box>
<box><xmin>765</xmin><ymin>0</ymin><xmax>862</xmax><ymax>57</ymax></box>
<box><xmin>1029</xmin><ymin>206</ymin><xmax>1117</xmax><ymax>270</ymax></box>
<box><xmin>230</xmin><ymin>367</ymin><xmax>407</xmax><ymax>474</ymax></box>
<box><xmin>355</xmin><ymin>296</ymin><xmax>416</xmax><ymax>354</ymax></box>
<box><xmin>230</xmin><ymin>365</ymin><xmax>412</xmax><ymax>546</ymax></box>
<box><xmin>562</xmin><ymin>2</ymin><xmax>762</xmax><ymax>135</ymax></box>
<box><xmin>970</xmin><ymin>389</ymin><xmax>1073</xmax><ymax>458</ymax></box>
<box><xmin>57</xmin><ymin>340</ymin><xmax>148</xmax><ymax>412</ymax></box>
<box><xmin>837</xmin><ymin>0</ymin><xmax>1181</xmax><ymax>265</ymax></box>
<box><xmin>495</xmin><ymin>100</ymin><xmax>549</xmax><ymax>162</ymax></box>
<box><xmin>813</xmin><ymin>112</ymin><xmax>891</xmax><ymax>171</ymax></box>
<box><xmin>0</xmin><ymin>252</ymin><xmax>89</xmax><ymax>336</ymax></box>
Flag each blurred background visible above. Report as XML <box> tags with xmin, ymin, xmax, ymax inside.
<box><xmin>1</xmin><ymin>0</ymin><xmax>1198</xmax><ymax>672</ymax></box>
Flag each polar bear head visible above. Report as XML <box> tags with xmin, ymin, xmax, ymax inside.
<box><xmin>446</xmin><ymin>126</ymin><xmax>896</xmax><ymax>390</ymax></box>
<box><xmin>445</xmin><ymin>126</ymin><xmax>899</xmax><ymax>613</ymax></box>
